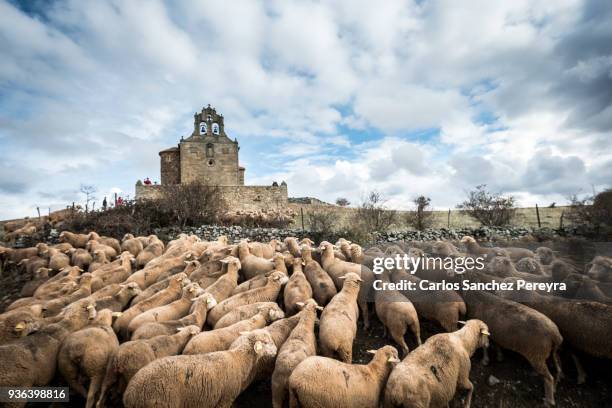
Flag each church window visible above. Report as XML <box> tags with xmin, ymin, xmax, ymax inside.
<box><xmin>206</xmin><ymin>143</ymin><xmax>214</xmax><ymax>158</ymax></box>
<box><xmin>207</xmin><ymin>114</ymin><xmax>212</xmax><ymax>121</ymax></box>
<box><xmin>212</xmin><ymin>123</ymin><xmax>220</xmax><ymax>134</ymax></box>
<box><xmin>199</xmin><ymin>122</ymin><xmax>207</xmax><ymax>134</ymax></box>
<box><xmin>208</xmin><ymin>159</ymin><xmax>215</xmax><ymax>166</ymax></box>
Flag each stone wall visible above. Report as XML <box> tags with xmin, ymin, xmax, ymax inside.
<box><xmin>135</xmin><ymin>183</ymin><xmax>288</xmax><ymax>212</ymax></box>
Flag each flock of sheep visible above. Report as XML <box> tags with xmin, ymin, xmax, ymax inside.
<box><xmin>0</xmin><ymin>231</ymin><xmax>611</xmax><ymax>408</ymax></box>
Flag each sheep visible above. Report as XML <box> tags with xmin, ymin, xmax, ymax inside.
<box><xmin>0</xmin><ymin>246</ymin><xmax>38</xmax><ymax>270</ymax></box>
<box><xmin>154</xmin><ymin>258</ymin><xmax>200</xmax><ymax>283</ymax></box>
<box><xmin>127</xmin><ymin>283</ymin><xmax>203</xmax><ymax>338</ymax></box>
<box><xmin>135</xmin><ymin>240</ymin><xmax>164</xmax><ymax>269</ymax></box>
<box><xmin>271</xmin><ymin>299</ymin><xmax>321</xmax><ymax>408</ymax></box>
<box><xmin>59</xmin><ymin>231</ymin><xmax>89</xmax><ymax>248</ymax></box>
<box><xmin>131</xmin><ymin>293</ymin><xmax>216</xmax><ymax>340</ymax></box>
<box><xmin>0</xmin><ymin>301</ymin><xmax>96</xmax><ymax>395</ymax></box>
<box><xmin>202</xmin><ymin>256</ymin><xmax>241</xmax><ymax>302</ymax></box>
<box><xmin>214</xmin><ymin>302</ymin><xmax>285</xmax><ymax>329</ymax></box>
<box><xmin>536</xmin><ymin>247</ymin><xmax>556</xmax><ymax>265</ymax></box>
<box><xmin>130</xmin><ymin>272</ymin><xmax>189</xmax><ymax>305</ymax></box>
<box><xmin>0</xmin><ymin>304</ymin><xmax>44</xmax><ymax>344</ymax></box>
<box><xmin>460</xmin><ymin>235</ymin><xmax>508</xmax><ymax>259</ymax></box>
<box><xmin>288</xmin><ymin>345</ymin><xmax>399</xmax><ymax>408</ymax></box>
<box><xmin>284</xmin><ymin>237</ymin><xmax>302</xmax><ymax>258</ymax></box>
<box><xmin>499</xmin><ymin>288</ymin><xmax>612</xmax><ymax>384</ymax></box>
<box><xmin>319</xmin><ymin>242</ymin><xmax>374</xmax><ymax>329</ymax></box>
<box><xmin>42</xmin><ymin>273</ymin><xmax>94</xmax><ymax>316</ymax></box>
<box><xmin>237</xmin><ymin>241</ymin><xmax>276</xmax><ymax>279</ymax></box>
<box><xmin>183</xmin><ymin>311</ymin><xmax>274</xmax><ymax>355</ymax></box>
<box><xmin>88</xmin><ymin>250</ymin><xmax>110</xmax><ymax>273</ymax></box>
<box><xmin>126</xmin><ymin>252</ymin><xmax>193</xmax><ymax>289</ymax></box>
<box><xmin>17</xmin><ymin>256</ymin><xmax>48</xmax><ymax>276</ymax></box>
<box><xmin>121</xmin><ymin>235</ymin><xmax>144</xmax><ymax>257</ymax></box>
<box><xmin>87</xmin><ymin>232</ymin><xmax>121</xmax><ymax>255</ymax></box>
<box><xmin>94</xmin><ymin>283</ymin><xmax>141</xmax><ymax>312</ymax></box>
<box><xmin>19</xmin><ymin>267</ymin><xmax>50</xmax><ymax>297</ymax></box>
<box><xmin>586</xmin><ymin>256</ymin><xmax>612</xmax><ymax>282</ymax></box>
<box><xmin>301</xmin><ymin>245</ymin><xmax>337</xmax><ymax>306</ymax></box>
<box><xmin>499</xmin><ymin>244</ymin><xmax>536</xmax><ymax>262</ymax></box>
<box><xmin>284</xmin><ymin>258</ymin><xmax>313</xmax><ymax>316</ymax></box>
<box><xmin>463</xmin><ymin>290</ymin><xmax>562</xmax><ymax>406</ymax></box>
<box><xmin>206</xmin><ymin>271</ymin><xmax>288</xmax><ymax>327</ymax></box>
<box><xmin>113</xmin><ymin>274</ymin><xmax>185</xmax><ymax>338</ymax></box>
<box><xmin>383</xmin><ymin>319</ymin><xmax>490</xmax><ymax>408</ymax></box>
<box><xmin>46</xmin><ymin>247</ymin><xmax>71</xmax><ymax>272</ymax></box>
<box><xmin>123</xmin><ymin>330</ymin><xmax>277</xmax><ymax>408</ymax></box>
<box><xmin>516</xmin><ymin>256</ymin><xmax>545</xmax><ymax>275</ymax></box>
<box><xmin>374</xmin><ymin>271</ymin><xmax>421</xmax><ymax>356</ymax></box>
<box><xmin>319</xmin><ymin>272</ymin><xmax>362</xmax><ymax>363</ymax></box>
<box><xmin>392</xmin><ymin>270</ymin><xmax>466</xmax><ymax>332</ymax></box>
<box><xmin>57</xmin><ymin>309</ymin><xmax>119</xmax><ymax>408</ymax></box>
<box><xmin>96</xmin><ymin>326</ymin><xmax>200</xmax><ymax>406</ymax></box>
<box><xmin>71</xmin><ymin>248</ymin><xmax>93</xmax><ymax>270</ymax></box>
<box><xmin>90</xmin><ymin>251</ymin><xmax>135</xmax><ymax>292</ymax></box>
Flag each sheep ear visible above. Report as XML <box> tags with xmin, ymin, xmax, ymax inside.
<box><xmin>388</xmin><ymin>356</ymin><xmax>401</xmax><ymax>363</ymax></box>
<box><xmin>14</xmin><ymin>322</ymin><xmax>26</xmax><ymax>331</ymax></box>
<box><xmin>253</xmin><ymin>341</ymin><xmax>264</xmax><ymax>354</ymax></box>
<box><xmin>112</xmin><ymin>312</ymin><xmax>122</xmax><ymax>317</ymax></box>
<box><xmin>366</xmin><ymin>350</ymin><xmax>377</xmax><ymax>354</ymax></box>
<box><xmin>481</xmin><ymin>329</ymin><xmax>490</xmax><ymax>336</ymax></box>
<box><xmin>296</xmin><ymin>302</ymin><xmax>305</xmax><ymax>308</ymax></box>
<box><xmin>458</xmin><ymin>320</ymin><xmax>467</xmax><ymax>326</ymax></box>
<box><xmin>339</xmin><ymin>276</ymin><xmax>346</xmax><ymax>280</ymax></box>
<box><xmin>239</xmin><ymin>331</ymin><xmax>250</xmax><ymax>336</ymax></box>
<box><xmin>315</xmin><ymin>306</ymin><xmax>324</xmax><ymax>311</ymax></box>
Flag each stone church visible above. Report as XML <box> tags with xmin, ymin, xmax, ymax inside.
<box><xmin>136</xmin><ymin>105</ymin><xmax>288</xmax><ymax>211</ymax></box>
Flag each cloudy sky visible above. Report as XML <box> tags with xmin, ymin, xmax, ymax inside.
<box><xmin>0</xmin><ymin>0</ymin><xmax>611</xmax><ymax>219</ymax></box>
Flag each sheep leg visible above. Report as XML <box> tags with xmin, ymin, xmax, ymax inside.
<box><xmin>338</xmin><ymin>345</ymin><xmax>352</xmax><ymax>364</ymax></box>
<box><xmin>389</xmin><ymin>326</ymin><xmax>409</xmax><ymax>357</ymax></box>
<box><xmin>570</xmin><ymin>352</ymin><xmax>586</xmax><ymax>385</ymax></box>
<box><xmin>96</xmin><ymin>361</ymin><xmax>117</xmax><ymax>408</ymax></box>
<box><xmin>481</xmin><ymin>346</ymin><xmax>490</xmax><ymax>366</ymax></box>
<box><xmin>271</xmin><ymin>372</ymin><xmax>286</xmax><ymax>408</ymax></box>
<box><xmin>552</xmin><ymin>349</ymin><xmax>563</xmax><ymax>384</ymax></box>
<box><xmin>532</xmin><ymin>360</ymin><xmax>555</xmax><ymax>407</ymax></box>
<box><xmin>358</xmin><ymin>299</ymin><xmax>370</xmax><ymax>330</ymax></box>
<box><xmin>288</xmin><ymin>387</ymin><xmax>301</xmax><ymax>408</ymax></box>
<box><xmin>410</xmin><ymin>321</ymin><xmax>422</xmax><ymax>346</ymax></box>
<box><xmin>459</xmin><ymin>379</ymin><xmax>473</xmax><ymax>408</ymax></box>
<box><xmin>59</xmin><ymin>359</ymin><xmax>88</xmax><ymax>397</ymax></box>
<box><xmin>86</xmin><ymin>376</ymin><xmax>103</xmax><ymax>408</ymax></box>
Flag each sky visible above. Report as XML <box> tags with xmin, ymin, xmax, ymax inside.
<box><xmin>0</xmin><ymin>0</ymin><xmax>611</xmax><ymax>219</ymax></box>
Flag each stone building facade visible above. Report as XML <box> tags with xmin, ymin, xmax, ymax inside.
<box><xmin>136</xmin><ymin>105</ymin><xmax>288</xmax><ymax>211</ymax></box>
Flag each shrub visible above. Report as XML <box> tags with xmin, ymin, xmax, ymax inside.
<box><xmin>405</xmin><ymin>196</ymin><xmax>434</xmax><ymax>231</ymax></box>
<box><xmin>335</xmin><ymin>197</ymin><xmax>350</xmax><ymax>207</ymax></box>
<box><xmin>457</xmin><ymin>185</ymin><xmax>516</xmax><ymax>227</ymax></box>
<box><xmin>60</xmin><ymin>182</ymin><xmax>225</xmax><ymax>238</ymax></box>
<box><xmin>566</xmin><ymin>189</ymin><xmax>612</xmax><ymax>238</ymax></box>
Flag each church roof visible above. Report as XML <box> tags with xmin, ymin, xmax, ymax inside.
<box><xmin>159</xmin><ymin>146</ymin><xmax>179</xmax><ymax>154</ymax></box>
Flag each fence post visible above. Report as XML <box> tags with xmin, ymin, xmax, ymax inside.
<box><xmin>300</xmin><ymin>207</ymin><xmax>305</xmax><ymax>231</ymax></box>
<box><xmin>447</xmin><ymin>209</ymin><xmax>451</xmax><ymax>228</ymax></box>
<box><xmin>535</xmin><ymin>204</ymin><xmax>541</xmax><ymax>228</ymax></box>
<box><xmin>559</xmin><ymin>211</ymin><xmax>564</xmax><ymax>229</ymax></box>
<box><xmin>37</xmin><ymin>207</ymin><xmax>40</xmax><ymax>219</ymax></box>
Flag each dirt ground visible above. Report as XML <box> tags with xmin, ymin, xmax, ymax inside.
<box><xmin>1</xmin><ymin>237</ymin><xmax>610</xmax><ymax>407</ymax></box>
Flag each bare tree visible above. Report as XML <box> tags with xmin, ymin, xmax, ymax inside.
<box><xmin>457</xmin><ymin>185</ymin><xmax>516</xmax><ymax>226</ymax></box>
<box><xmin>566</xmin><ymin>189</ymin><xmax>612</xmax><ymax>238</ymax></box>
<box><xmin>79</xmin><ymin>184</ymin><xmax>97</xmax><ymax>213</ymax></box>
<box><xmin>353</xmin><ymin>191</ymin><xmax>397</xmax><ymax>232</ymax></box>
<box><xmin>335</xmin><ymin>197</ymin><xmax>350</xmax><ymax>207</ymax></box>
<box><xmin>405</xmin><ymin>196</ymin><xmax>434</xmax><ymax>231</ymax></box>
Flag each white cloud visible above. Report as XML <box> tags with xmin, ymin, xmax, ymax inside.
<box><xmin>0</xmin><ymin>0</ymin><xmax>610</xmax><ymax>219</ymax></box>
